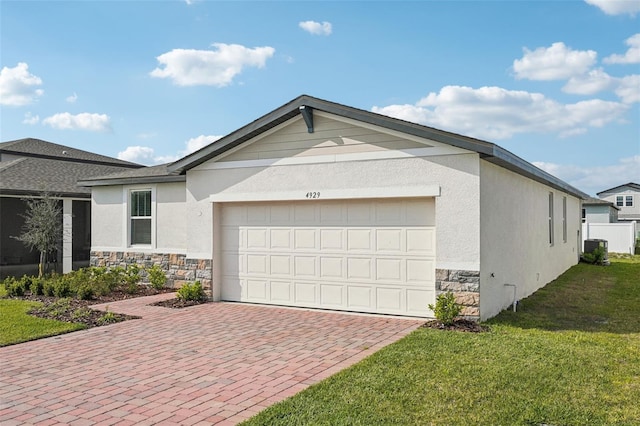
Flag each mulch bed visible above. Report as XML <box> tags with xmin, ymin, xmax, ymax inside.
<box><xmin>421</xmin><ymin>319</ymin><xmax>489</xmax><ymax>333</ymax></box>
<box><xmin>150</xmin><ymin>298</ymin><xmax>211</xmax><ymax>309</ymax></box>
<box><xmin>14</xmin><ymin>288</ymin><xmax>175</xmax><ymax>329</ymax></box>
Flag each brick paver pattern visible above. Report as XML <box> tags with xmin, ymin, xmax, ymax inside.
<box><xmin>0</xmin><ymin>293</ymin><xmax>423</xmax><ymax>425</ymax></box>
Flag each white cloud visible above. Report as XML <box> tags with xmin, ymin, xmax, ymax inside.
<box><xmin>584</xmin><ymin>0</ymin><xmax>640</xmax><ymax>16</ymax></box>
<box><xmin>42</xmin><ymin>112</ymin><xmax>112</xmax><ymax>132</ymax></box>
<box><xmin>117</xmin><ymin>146</ymin><xmax>156</xmax><ymax>164</ymax></box>
<box><xmin>22</xmin><ymin>112</ymin><xmax>40</xmax><ymax>125</ymax></box>
<box><xmin>299</xmin><ymin>20</ymin><xmax>332</xmax><ymax>36</ymax></box>
<box><xmin>534</xmin><ymin>155</ymin><xmax>640</xmax><ymax>196</ymax></box>
<box><xmin>66</xmin><ymin>92</ymin><xmax>78</xmax><ymax>103</ymax></box>
<box><xmin>372</xmin><ymin>85</ymin><xmax>629</xmax><ymax>140</ymax></box>
<box><xmin>117</xmin><ymin>135</ymin><xmax>222</xmax><ymax>166</ymax></box>
<box><xmin>0</xmin><ymin>62</ymin><xmax>44</xmax><ymax>106</ymax></box>
<box><xmin>562</xmin><ymin>68</ymin><xmax>615</xmax><ymax>95</ymax></box>
<box><xmin>150</xmin><ymin>43</ymin><xmax>275</xmax><ymax>87</ymax></box>
<box><xmin>604</xmin><ymin>33</ymin><xmax>640</xmax><ymax>64</ymax></box>
<box><xmin>513</xmin><ymin>42</ymin><xmax>597</xmax><ymax>81</ymax></box>
<box><xmin>615</xmin><ymin>74</ymin><xmax>640</xmax><ymax>103</ymax></box>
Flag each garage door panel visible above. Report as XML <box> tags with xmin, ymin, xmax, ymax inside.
<box><xmin>270</xmin><ymin>229</ymin><xmax>291</xmax><ymax>249</ymax></box>
<box><xmin>376</xmin><ymin>288</ymin><xmax>403</xmax><ymax>311</ymax></box>
<box><xmin>295</xmin><ymin>282</ymin><xmax>317</xmax><ymax>303</ymax></box>
<box><xmin>221</xmin><ymin>199</ymin><xmax>435</xmax><ymax>317</ymax></box>
<box><xmin>320</xmin><ymin>284</ymin><xmax>344</xmax><ymax>306</ymax></box>
<box><xmin>347</xmin><ymin>286</ymin><xmax>373</xmax><ymax>309</ymax></box>
<box><xmin>406</xmin><ymin>289</ymin><xmax>434</xmax><ymax>315</ymax></box>
<box><xmin>320</xmin><ymin>257</ymin><xmax>343</xmax><ymax>278</ymax></box>
<box><xmin>270</xmin><ymin>281</ymin><xmax>292</xmax><ymax>302</ymax></box>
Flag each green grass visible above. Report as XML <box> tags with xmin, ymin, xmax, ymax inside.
<box><xmin>0</xmin><ymin>298</ymin><xmax>85</xmax><ymax>346</ymax></box>
<box><xmin>243</xmin><ymin>259</ymin><xmax>640</xmax><ymax>426</ymax></box>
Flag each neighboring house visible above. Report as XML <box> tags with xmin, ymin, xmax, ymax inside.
<box><xmin>582</xmin><ymin>197</ymin><xmax>619</xmax><ymax>224</ymax></box>
<box><xmin>80</xmin><ymin>95</ymin><xmax>588</xmax><ymax>321</ymax></box>
<box><xmin>597</xmin><ymin>183</ymin><xmax>640</xmax><ymax>223</ymax></box>
<box><xmin>0</xmin><ymin>138</ymin><xmax>142</xmax><ymax>278</ymax></box>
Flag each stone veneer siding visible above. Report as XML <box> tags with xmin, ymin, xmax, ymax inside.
<box><xmin>435</xmin><ymin>269</ymin><xmax>480</xmax><ymax>319</ymax></box>
<box><xmin>90</xmin><ymin>251</ymin><xmax>212</xmax><ymax>294</ymax></box>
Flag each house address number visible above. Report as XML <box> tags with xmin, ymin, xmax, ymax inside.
<box><xmin>305</xmin><ymin>191</ymin><xmax>321</xmax><ymax>199</ymax></box>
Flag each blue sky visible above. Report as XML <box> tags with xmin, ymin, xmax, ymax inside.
<box><xmin>1</xmin><ymin>0</ymin><xmax>639</xmax><ymax>196</ymax></box>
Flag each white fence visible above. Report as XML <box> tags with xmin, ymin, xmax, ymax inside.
<box><xmin>582</xmin><ymin>221</ymin><xmax>637</xmax><ymax>254</ymax></box>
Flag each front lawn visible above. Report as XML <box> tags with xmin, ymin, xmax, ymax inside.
<box><xmin>0</xmin><ymin>299</ymin><xmax>85</xmax><ymax>346</ymax></box>
<box><xmin>243</xmin><ymin>259</ymin><xmax>640</xmax><ymax>425</ymax></box>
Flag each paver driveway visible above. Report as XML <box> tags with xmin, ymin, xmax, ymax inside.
<box><xmin>0</xmin><ymin>293</ymin><xmax>423</xmax><ymax>425</ymax></box>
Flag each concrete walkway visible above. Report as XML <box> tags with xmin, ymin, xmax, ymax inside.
<box><xmin>0</xmin><ymin>293</ymin><xmax>423</xmax><ymax>425</ymax></box>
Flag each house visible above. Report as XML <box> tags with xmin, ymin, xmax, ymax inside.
<box><xmin>582</xmin><ymin>197</ymin><xmax>619</xmax><ymax>224</ymax></box>
<box><xmin>0</xmin><ymin>138</ymin><xmax>142</xmax><ymax>278</ymax></box>
<box><xmin>597</xmin><ymin>183</ymin><xmax>640</xmax><ymax>223</ymax></box>
<box><xmin>80</xmin><ymin>95</ymin><xmax>588</xmax><ymax>320</ymax></box>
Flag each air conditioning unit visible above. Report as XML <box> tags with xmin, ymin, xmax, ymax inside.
<box><xmin>584</xmin><ymin>239</ymin><xmax>609</xmax><ymax>265</ymax></box>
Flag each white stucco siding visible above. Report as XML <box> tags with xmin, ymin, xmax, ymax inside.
<box><xmin>91</xmin><ymin>185</ymin><xmax>124</xmax><ymax>249</ymax></box>
<box><xmin>91</xmin><ymin>182</ymin><xmax>187</xmax><ymax>253</ymax></box>
<box><xmin>187</xmin><ymin>153</ymin><xmax>481</xmax><ymax>270</ymax></box>
<box><xmin>155</xmin><ymin>182</ymin><xmax>187</xmax><ymax>252</ymax></box>
<box><xmin>479</xmin><ymin>161</ymin><xmax>581</xmax><ymax>320</ymax></box>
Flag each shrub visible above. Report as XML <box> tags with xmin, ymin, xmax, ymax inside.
<box><xmin>42</xmin><ymin>278</ymin><xmax>56</xmax><ymax>297</ymax></box>
<box><xmin>4</xmin><ymin>277</ymin><xmax>26</xmax><ymax>297</ymax></box>
<box><xmin>176</xmin><ymin>281</ymin><xmax>206</xmax><ymax>301</ymax></box>
<box><xmin>147</xmin><ymin>264</ymin><xmax>167</xmax><ymax>290</ymax></box>
<box><xmin>582</xmin><ymin>246</ymin><xmax>606</xmax><ymax>265</ymax></box>
<box><xmin>97</xmin><ymin>309</ymin><xmax>118</xmax><ymax>325</ymax></box>
<box><xmin>428</xmin><ymin>292</ymin><xmax>462</xmax><ymax>325</ymax></box>
<box><xmin>52</xmin><ymin>275</ymin><xmax>72</xmax><ymax>298</ymax></box>
<box><xmin>123</xmin><ymin>264</ymin><xmax>141</xmax><ymax>294</ymax></box>
<box><xmin>29</xmin><ymin>276</ymin><xmax>44</xmax><ymax>296</ymax></box>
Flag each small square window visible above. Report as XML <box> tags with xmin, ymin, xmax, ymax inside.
<box><xmin>616</xmin><ymin>196</ymin><xmax>624</xmax><ymax>207</ymax></box>
<box><xmin>626</xmin><ymin>196</ymin><xmax>633</xmax><ymax>207</ymax></box>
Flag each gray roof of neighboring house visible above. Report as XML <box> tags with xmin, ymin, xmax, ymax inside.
<box><xmin>0</xmin><ymin>138</ymin><xmax>142</xmax><ymax>197</ymax></box>
<box><xmin>77</xmin><ymin>163</ymin><xmax>185</xmax><ymax>186</ymax></box>
<box><xmin>582</xmin><ymin>197</ymin><xmax>619</xmax><ymax>210</ymax></box>
<box><xmin>596</xmin><ymin>182</ymin><xmax>640</xmax><ymax>195</ymax></box>
<box><xmin>78</xmin><ymin>95</ymin><xmax>590</xmax><ymax>199</ymax></box>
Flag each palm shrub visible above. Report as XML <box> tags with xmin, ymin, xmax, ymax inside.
<box><xmin>428</xmin><ymin>291</ymin><xmax>462</xmax><ymax>325</ymax></box>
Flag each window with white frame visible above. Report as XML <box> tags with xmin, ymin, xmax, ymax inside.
<box><xmin>626</xmin><ymin>195</ymin><xmax>633</xmax><ymax>207</ymax></box>
<box><xmin>130</xmin><ymin>189</ymin><xmax>152</xmax><ymax>245</ymax></box>
<box><xmin>548</xmin><ymin>192</ymin><xmax>554</xmax><ymax>246</ymax></box>
<box><xmin>582</xmin><ymin>208</ymin><xmax>586</xmax><ymax>223</ymax></box>
<box><xmin>616</xmin><ymin>196</ymin><xmax>623</xmax><ymax>207</ymax></box>
<box><xmin>562</xmin><ymin>197</ymin><xmax>567</xmax><ymax>243</ymax></box>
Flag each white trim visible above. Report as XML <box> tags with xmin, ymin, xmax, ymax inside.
<box><xmin>186</xmin><ymin>251</ymin><xmax>213</xmax><ymax>259</ymax></box>
<box><xmin>123</xmin><ymin>185</ymin><xmax>157</xmax><ymax>249</ymax></box>
<box><xmin>202</xmin><ymin>146</ymin><xmax>467</xmax><ymax>171</ymax></box>
<box><xmin>209</xmin><ymin>184</ymin><xmax>441</xmax><ymax>203</ymax></box>
<box><xmin>91</xmin><ymin>246</ymin><xmax>188</xmax><ymax>255</ymax></box>
<box><xmin>436</xmin><ymin>261</ymin><xmax>480</xmax><ymax>272</ymax></box>
<box><xmin>62</xmin><ymin>199</ymin><xmax>73</xmax><ymax>274</ymax></box>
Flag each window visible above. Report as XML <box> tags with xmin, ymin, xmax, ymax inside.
<box><xmin>616</xmin><ymin>196</ymin><xmax>624</xmax><ymax>207</ymax></box>
<box><xmin>548</xmin><ymin>192</ymin><xmax>554</xmax><ymax>246</ymax></box>
<box><xmin>582</xmin><ymin>208</ymin><xmax>586</xmax><ymax>223</ymax></box>
<box><xmin>562</xmin><ymin>197</ymin><xmax>567</xmax><ymax>243</ymax></box>
<box><xmin>626</xmin><ymin>195</ymin><xmax>633</xmax><ymax>207</ymax></box>
<box><xmin>130</xmin><ymin>190</ymin><xmax>152</xmax><ymax>245</ymax></box>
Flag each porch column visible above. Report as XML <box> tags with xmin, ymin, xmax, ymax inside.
<box><xmin>62</xmin><ymin>199</ymin><xmax>73</xmax><ymax>273</ymax></box>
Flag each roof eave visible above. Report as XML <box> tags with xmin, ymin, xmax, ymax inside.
<box><xmin>78</xmin><ymin>175</ymin><xmax>186</xmax><ymax>187</ymax></box>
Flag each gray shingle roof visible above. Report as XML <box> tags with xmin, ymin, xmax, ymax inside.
<box><xmin>0</xmin><ymin>138</ymin><xmax>139</xmax><ymax>167</ymax></box>
<box><xmin>583</xmin><ymin>197</ymin><xmax>619</xmax><ymax>209</ymax></box>
<box><xmin>596</xmin><ymin>182</ymin><xmax>640</xmax><ymax>195</ymax></box>
<box><xmin>0</xmin><ymin>138</ymin><xmax>143</xmax><ymax>197</ymax></box>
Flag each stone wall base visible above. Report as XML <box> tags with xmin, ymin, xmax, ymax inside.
<box><xmin>90</xmin><ymin>251</ymin><xmax>212</xmax><ymax>295</ymax></box>
<box><xmin>436</xmin><ymin>269</ymin><xmax>480</xmax><ymax>319</ymax></box>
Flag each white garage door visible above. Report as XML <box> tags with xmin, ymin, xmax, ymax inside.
<box><xmin>220</xmin><ymin>198</ymin><xmax>436</xmax><ymax>316</ymax></box>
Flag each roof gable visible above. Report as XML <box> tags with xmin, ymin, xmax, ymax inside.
<box><xmin>596</xmin><ymin>182</ymin><xmax>640</xmax><ymax>195</ymax></box>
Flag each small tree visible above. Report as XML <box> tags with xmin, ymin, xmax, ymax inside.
<box><xmin>13</xmin><ymin>193</ymin><xmax>63</xmax><ymax>277</ymax></box>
